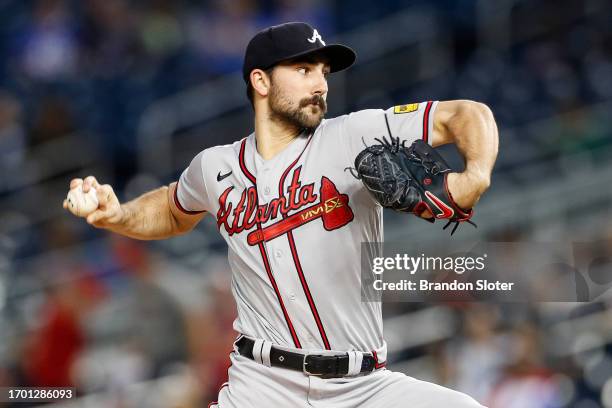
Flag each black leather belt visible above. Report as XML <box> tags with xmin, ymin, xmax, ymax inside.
<box><xmin>235</xmin><ymin>337</ymin><xmax>377</xmax><ymax>378</ymax></box>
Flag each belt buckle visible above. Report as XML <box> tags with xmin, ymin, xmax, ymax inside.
<box><xmin>303</xmin><ymin>354</ymin><xmax>342</xmax><ymax>378</ymax></box>
<box><xmin>303</xmin><ymin>354</ymin><xmax>323</xmax><ymax>376</ymax></box>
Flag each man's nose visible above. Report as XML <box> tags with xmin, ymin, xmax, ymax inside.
<box><xmin>313</xmin><ymin>72</ymin><xmax>328</xmax><ymax>95</ymax></box>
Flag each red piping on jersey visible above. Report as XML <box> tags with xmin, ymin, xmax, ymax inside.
<box><xmin>173</xmin><ymin>180</ymin><xmax>206</xmax><ymax>215</ymax></box>
<box><xmin>372</xmin><ymin>350</ymin><xmax>387</xmax><ymax>369</ymax></box>
<box><xmin>238</xmin><ymin>138</ymin><xmax>302</xmax><ymax>349</ymax></box>
<box><xmin>277</xmin><ymin>135</ymin><xmax>332</xmax><ymax>350</ymax></box>
<box><xmin>422</xmin><ymin>101</ymin><xmax>433</xmax><ymax>144</ymax></box>
<box><xmin>256</xmin><ymin>238</ymin><xmax>302</xmax><ymax>348</ymax></box>
<box><xmin>285</xmin><ymin>232</ymin><xmax>331</xmax><ymax>350</ymax></box>
<box><xmin>239</xmin><ymin>139</ymin><xmax>257</xmax><ymax>184</ymax></box>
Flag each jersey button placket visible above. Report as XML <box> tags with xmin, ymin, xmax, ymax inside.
<box><xmin>256</xmin><ymin>169</ymin><xmax>271</xmax><ymax>202</ymax></box>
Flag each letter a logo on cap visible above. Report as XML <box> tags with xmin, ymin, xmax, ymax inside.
<box><xmin>307</xmin><ymin>29</ymin><xmax>326</xmax><ymax>46</ymax></box>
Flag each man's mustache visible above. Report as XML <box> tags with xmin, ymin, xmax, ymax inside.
<box><xmin>300</xmin><ymin>95</ymin><xmax>327</xmax><ymax>111</ymax></box>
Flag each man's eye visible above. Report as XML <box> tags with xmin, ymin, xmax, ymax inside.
<box><xmin>297</xmin><ymin>67</ymin><xmax>308</xmax><ymax>75</ymax></box>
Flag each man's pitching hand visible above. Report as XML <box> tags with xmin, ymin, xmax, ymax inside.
<box><xmin>63</xmin><ymin>176</ymin><xmax>124</xmax><ymax>228</ymax></box>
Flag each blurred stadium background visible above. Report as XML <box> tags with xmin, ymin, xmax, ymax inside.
<box><xmin>0</xmin><ymin>0</ymin><xmax>611</xmax><ymax>407</ymax></box>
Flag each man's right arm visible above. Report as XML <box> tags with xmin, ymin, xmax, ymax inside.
<box><xmin>63</xmin><ymin>176</ymin><xmax>206</xmax><ymax>240</ymax></box>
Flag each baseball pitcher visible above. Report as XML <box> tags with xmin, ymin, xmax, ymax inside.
<box><xmin>64</xmin><ymin>22</ymin><xmax>498</xmax><ymax>407</ymax></box>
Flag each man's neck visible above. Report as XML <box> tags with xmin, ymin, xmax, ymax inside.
<box><xmin>254</xmin><ymin>113</ymin><xmax>303</xmax><ymax>161</ymax></box>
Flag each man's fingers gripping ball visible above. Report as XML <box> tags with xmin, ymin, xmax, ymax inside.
<box><xmin>82</xmin><ymin>175</ymin><xmax>100</xmax><ymax>193</ymax></box>
<box><xmin>85</xmin><ymin>184</ymin><xmax>122</xmax><ymax>226</ymax></box>
<box><xmin>63</xmin><ymin>177</ymin><xmax>122</xmax><ymax>227</ymax></box>
<box><xmin>70</xmin><ymin>178</ymin><xmax>83</xmax><ymax>190</ymax></box>
<box><xmin>65</xmin><ymin>183</ymin><xmax>99</xmax><ymax>218</ymax></box>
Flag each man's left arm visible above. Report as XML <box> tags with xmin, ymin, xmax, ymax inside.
<box><xmin>431</xmin><ymin>100</ymin><xmax>499</xmax><ymax>211</ymax></box>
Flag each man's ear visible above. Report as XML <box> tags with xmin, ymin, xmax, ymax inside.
<box><xmin>250</xmin><ymin>69</ymin><xmax>271</xmax><ymax>97</ymax></box>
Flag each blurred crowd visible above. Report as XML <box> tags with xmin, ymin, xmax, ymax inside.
<box><xmin>0</xmin><ymin>0</ymin><xmax>611</xmax><ymax>407</ymax></box>
<box><xmin>0</xmin><ymin>0</ymin><xmax>609</xmax><ymax>194</ymax></box>
<box><xmin>0</xmin><ymin>236</ymin><xmax>239</xmax><ymax>406</ymax></box>
<box><xmin>0</xmin><ymin>0</ymin><xmax>334</xmax><ymax>186</ymax></box>
<box><xmin>438</xmin><ymin>303</ymin><xmax>612</xmax><ymax>408</ymax></box>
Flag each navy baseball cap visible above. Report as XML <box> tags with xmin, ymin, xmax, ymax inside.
<box><xmin>242</xmin><ymin>22</ymin><xmax>356</xmax><ymax>83</ymax></box>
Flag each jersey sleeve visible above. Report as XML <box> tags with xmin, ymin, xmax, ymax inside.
<box><xmin>342</xmin><ymin>101</ymin><xmax>438</xmax><ymax>164</ymax></box>
<box><xmin>174</xmin><ymin>150</ymin><xmax>210</xmax><ymax>214</ymax></box>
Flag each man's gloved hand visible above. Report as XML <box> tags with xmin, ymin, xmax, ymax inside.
<box><xmin>351</xmin><ymin>137</ymin><xmax>476</xmax><ymax>235</ymax></box>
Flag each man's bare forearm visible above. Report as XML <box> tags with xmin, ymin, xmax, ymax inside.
<box><xmin>108</xmin><ymin>186</ymin><xmax>183</xmax><ymax>240</ymax></box>
<box><xmin>433</xmin><ymin>100</ymin><xmax>499</xmax><ymax>211</ymax></box>
<box><xmin>444</xmin><ymin>102</ymin><xmax>498</xmax><ymax>210</ymax></box>
<box><xmin>448</xmin><ymin>101</ymin><xmax>498</xmax><ymax>189</ymax></box>
<box><xmin>64</xmin><ymin>176</ymin><xmax>202</xmax><ymax>239</ymax></box>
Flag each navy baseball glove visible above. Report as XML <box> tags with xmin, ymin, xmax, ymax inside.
<box><xmin>351</xmin><ymin>137</ymin><xmax>475</xmax><ymax>235</ymax></box>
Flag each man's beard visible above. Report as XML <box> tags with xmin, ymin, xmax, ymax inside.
<box><xmin>268</xmin><ymin>85</ymin><xmax>327</xmax><ymax>134</ymax></box>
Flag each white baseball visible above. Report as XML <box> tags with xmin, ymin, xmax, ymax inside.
<box><xmin>66</xmin><ymin>185</ymin><xmax>99</xmax><ymax>217</ymax></box>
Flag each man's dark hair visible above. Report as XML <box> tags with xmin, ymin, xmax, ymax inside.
<box><xmin>246</xmin><ymin>66</ymin><xmax>275</xmax><ymax>108</ymax></box>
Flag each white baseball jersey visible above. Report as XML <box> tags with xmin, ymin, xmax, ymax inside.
<box><xmin>175</xmin><ymin>102</ymin><xmax>438</xmax><ymax>359</ymax></box>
